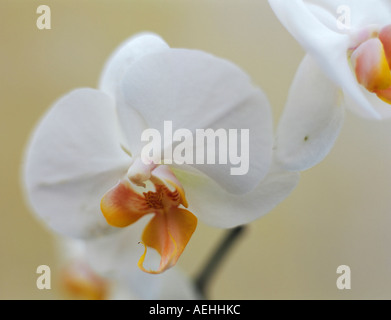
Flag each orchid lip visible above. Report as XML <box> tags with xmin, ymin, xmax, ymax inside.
<box><xmin>100</xmin><ymin>165</ymin><xmax>197</xmax><ymax>274</ymax></box>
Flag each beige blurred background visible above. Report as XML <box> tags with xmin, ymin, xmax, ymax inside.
<box><xmin>2</xmin><ymin>0</ymin><xmax>391</xmax><ymax>299</ymax></box>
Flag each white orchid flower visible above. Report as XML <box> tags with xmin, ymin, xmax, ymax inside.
<box><xmin>57</xmin><ymin>238</ymin><xmax>111</xmax><ymax>300</ymax></box>
<box><xmin>268</xmin><ymin>0</ymin><xmax>391</xmax><ymax>171</ymax></box>
<box><xmin>23</xmin><ymin>33</ymin><xmax>299</xmax><ymax>274</ymax></box>
<box><xmin>58</xmin><ymin>236</ymin><xmax>199</xmax><ymax>300</ymax></box>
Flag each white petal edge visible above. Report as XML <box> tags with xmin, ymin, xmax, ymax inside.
<box><xmin>121</xmin><ymin>48</ymin><xmax>274</xmax><ymax>195</ymax></box>
<box><xmin>23</xmin><ymin>88</ymin><xmax>131</xmax><ymax>238</ymax></box>
<box><xmin>172</xmin><ymin>161</ymin><xmax>300</xmax><ymax>228</ymax></box>
<box><xmin>276</xmin><ymin>55</ymin><xmax>345</xmax><ymax>171</ymax></box>
<box><xmin>99</xmin><ymin>33</ymin><xmax>169</xmax><ymax>155</ymax></box>
<box><xmin>99</xmin><ymin>32</ymin><xmax>170</xmax><ymax>98</ymax></box>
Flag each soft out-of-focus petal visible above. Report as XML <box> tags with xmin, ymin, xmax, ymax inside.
<box><xmin>23</xmin><ymin>88</ymin><xmax>131</xmax><ymax>238</ymax></box>
<box><xmin>85</xmin><ymin>224</ymin><xmax>145</xmax><ymax>275</ymax></box>
<box><xmin>344</xmin><ymin>84</ymin><xmax>391</xmax><ymax>119</ymax></box>
<box><xmin>139</xmin><ymin>207</ymin><xmax>197</xmax><ymax>274</ymax></box>
<box><xmin>377</xmin><ymin>87</ymin><xmax>391</xmax><ymax>104</ymax></box>
<box><xmin>85</xmin><ymin>223</ymin><xmax>164</xmax><ymax>299</ymax></box>
<box><xmin>85</xmin><ymin>222</ymin><xmax>199</xmax><ymax>299</ymax></box>
<box><xmin>268</xmin><ymin>0</ymin><xmax>382</xmax><ymax>118</ymax></box>
<box><xmin>171</xmin><ymin>162</ymin><xmax>299</xmax><ymax>228</ymax></box>
<box><xmin>56</xmin><ymin>238</ymin><xmax>109</xmax><ymax>300</ymax></box>
<box><xmin>380</xmin><ymin>25</ymin><xmax>391</xmax><ymax>66</ymax></box>
<box><xmin>121</xmin><ymin>49</ymin><xmax>273</xmax><ymax>194</ymax></box>
<box><xmin>158</xmin><ymin>268</ymin><xmax>201</xmax><ymax>300</ymax></box>
<box><xmin>61</xmin><ymin>259</ymin><xmax>109</xmax><ymax>300</ymax></box>
<box><xmin>351</xmin><ymin>38</ymin><xmax>391</xmax><ymax>92</ymax></box>
<box><xmin>99</xmin><ymin>33</ymin><xmax>169</xmax><ymax>98</ymax></box>
<box><xmin>276</xmin><ymin>55</ymin><xmax>345</xmax><ymax>171</ymax></box>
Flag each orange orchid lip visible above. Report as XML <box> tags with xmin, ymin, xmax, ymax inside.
<box><xmin>100</xmin><ymin>165</ymin><xmax>197</xmax><ymax>274</ymax></box>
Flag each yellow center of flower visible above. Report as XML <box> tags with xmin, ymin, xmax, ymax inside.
<box><xmin>100</xmin><ymin>162</ymin><xmax>197</xmax><ymax>274</ymax></box>
<box><xmin>144</xmin><ymin>190</ymin><xmax>164</xmax><ymax>209</ymax></box>
<box><xmin>349</xmin><ymin>25</ymin><xmax>391</xmax><ymax>104</ymax></box>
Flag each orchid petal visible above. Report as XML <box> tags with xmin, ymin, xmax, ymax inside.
<box><xmin>98</xmin><ymin>33</ymin><xmax>169</xmax><ymax>155</ymax></box>
<box><xmin>99</xmin><ymin>33</ymin><xmax>169</xmax><ymax>98</ymax></box>
<box><xmin>84</xmin><ymin>224</ymin><xmax>199</xmax><ymax>299</ymax></box>
<box><xmin>344</xmin><ymin>86</ymin><xmax>391</xmax><ymax>119</ymax></box>
<box><xmin>379</xmin><ymin>25</ymin><xmax>391</xmax><ymax>67</ymax></box>
<box><xmin>121</xmin><ymin>49</ymin><xmax>273</xmax><ymax>194</ymax></box>
<box><xmin>171</xmin><ymin>161</ymin><xmax>299</xmax><ymax>228</ymax></box>
<box><xmin>158</xmin><ymin>268</ymin><xmax>201</xmax><ymax>300</ymax></box>
<box><xmin>23</xmin><ymin>88</ymin><xmax>131</xmax><ymax>238</ymax></box>
<box><xmin>138</xmin><ymin>207</ymin><xmax>197</xmax><ymax>274</ymax></box>
<box><xmin>377</xmin><ymin>87</ymin><xmax>391</xmax><ymax>104</ymax></box>
<box><xmin>84</xmin><ymin>224</ymin><xmax>166</xmax><ymax>299</ymax></box>
<box><xmin>302</xmin><ymin>0</ymin><xmax>391</xmax><ymax>28</ymax></box>
<box><xmin>268</xmin><ymin>0</ymin><xmax>382</xmax><ymax>118</ymax></box>
<box><xmin>61</xmin><ymin>259</ymin><xmax>108</xmax><ymax>300</ymax></box>
<box><xmin>276</xmin><ymin>55</ymin><xmax>345</xmax><ymax>171</ymax></box>
<box><xmin>85</xmin><ymin>226</ymin><xmax>145</xmax><ymax>276</ymax></box>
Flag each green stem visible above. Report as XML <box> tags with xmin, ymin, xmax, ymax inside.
<box><xmin>194</xmin><ymin>226</ymin><xmax>245</xmax><ymax>299</ymax></box>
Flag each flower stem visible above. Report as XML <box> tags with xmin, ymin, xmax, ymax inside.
<box><xmin>194</xmin><ymin>226</ymin><xmax>245</xmax><ymax>299</ymax></box>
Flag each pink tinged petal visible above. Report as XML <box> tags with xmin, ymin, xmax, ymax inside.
<box><xmin>23</xmin><ymin>88</ymin><xmax>131</xmax><ymax>238</ymax></box>
<box><xmin>121</xmin><ymin>49</ymin><xmax>273</xmax><ymax>195</ymax></box>
<box><xmin>376</xmin><ymin>87</ymin><xmax>391</xmax><ymax>104</ymax></box>
<box><xmin>138</xmin><ymin>207</ymin><xmax>197</xmax><ymax>274</ymax></box>
<box><xmin>276</xmin><ymin>55</ymin><xmax>345</xmax><ymax>172</ymax></box>
<box><xmin>379</xmin><ymin>25</ymin><xmax>391</xmax><ymax>68</ymax></box>
<box><xmin>351</xmin><ymin>38</ymin><xmax>391</xmax><ymax>92</ymax></box>
<box><xmin>349</xmin><ymin>26</ymin><xmax>381</xmax><ymax>51</ymax></box>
